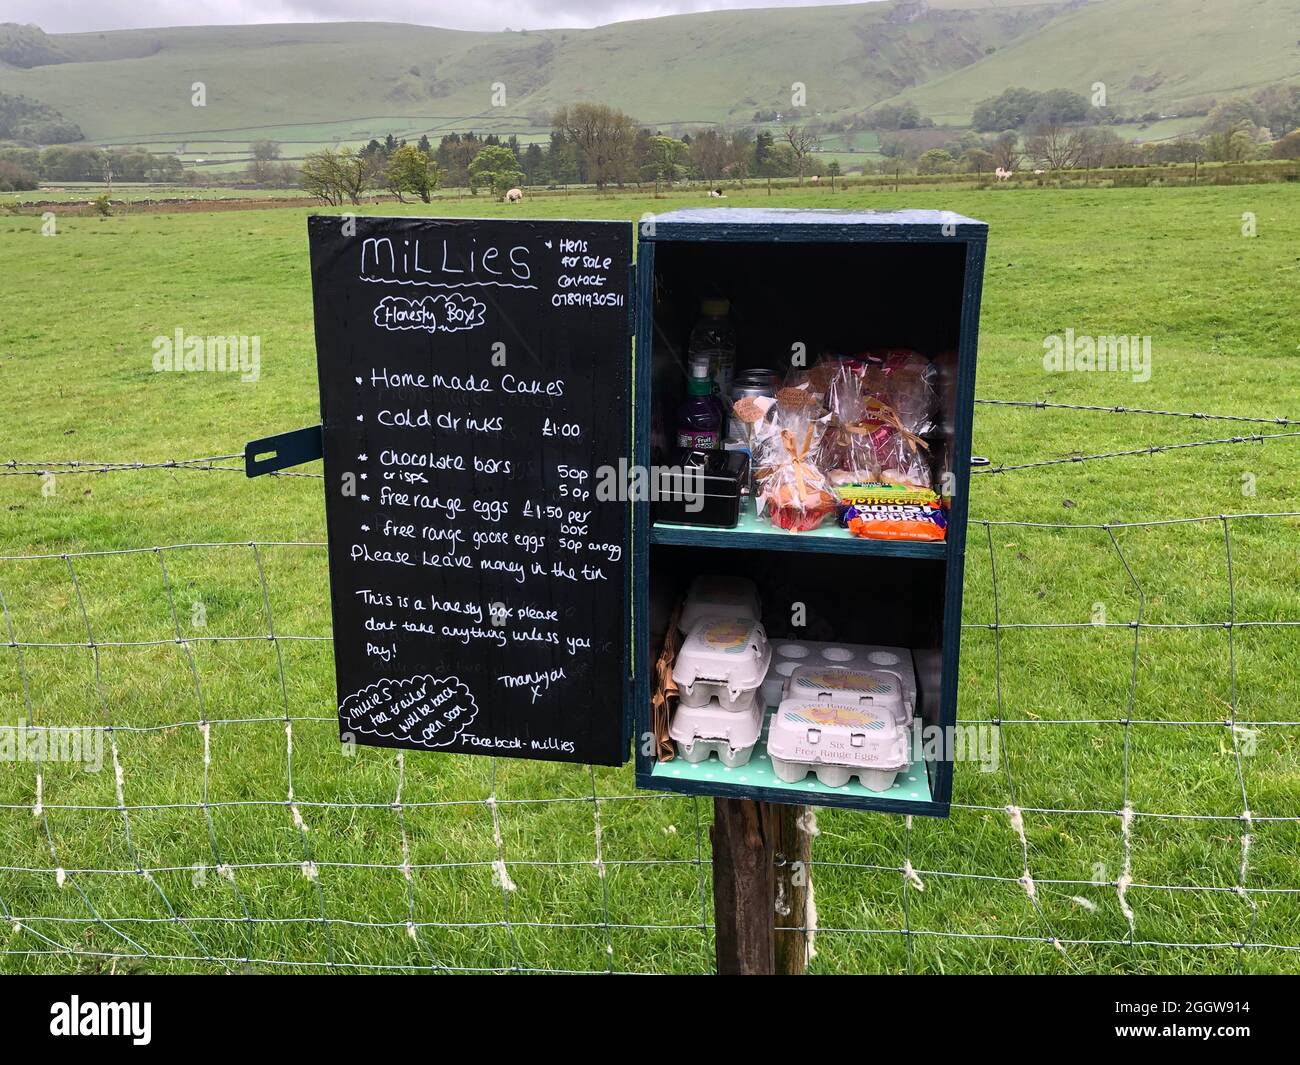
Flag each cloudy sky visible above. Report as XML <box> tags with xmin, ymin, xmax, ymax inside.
<box><xmin>12</xmin><ymin>1</ymin><xmax>873</xmax><ymax>35</ymax></box>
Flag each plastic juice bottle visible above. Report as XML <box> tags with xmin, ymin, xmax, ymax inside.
<box><xmin>676</xmin><ymin>361</ymin><xmax>722</xmax><ymax>449</ymax></box>
<box><xmin>688</xmin><ymin>298</ymin><xmax>737</xmax><ymax>399</ymax></box>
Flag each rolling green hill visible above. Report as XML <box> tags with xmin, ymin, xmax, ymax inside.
<box><xmin>0</xmin><ymin>5</ymin><xmax>1063</xmax><ymax>145</ymax></box>
<box><xmin>0</xmin><ymin>0</ymin><xmax>1297</xmax><ymax>154</ymax></box>
<box><xmin>889</xmin><ymin>0</ymin><xmax>1300</xmax><ymax>123</ymax></box>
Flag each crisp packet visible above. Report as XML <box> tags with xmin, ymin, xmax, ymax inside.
<box><xmin>841</xmin><ymin>502</ymin><xmax>947</xmax><ymax>542</ymax></box>
<box><xmin>830</xmin><ymin>478</ymin><xmax>940</xmax><ymax>507</ymax></box>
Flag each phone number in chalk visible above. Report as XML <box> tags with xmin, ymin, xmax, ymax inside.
<box><xmin>551</xmin><ymin>291</ymin><xmax>625</xmax><ymax>309</ymax></box>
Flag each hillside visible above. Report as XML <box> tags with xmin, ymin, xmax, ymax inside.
<box><xmin>0</xmin><ymin>3</ymin><xmax>1069</xmax><ymax>143</ymax></box>
<box><xmin>891</xmin><ymin>0</ymin><xmax>1300</xmax><ymax>122</ymax></box>
<box><xmin>0</xmin><ymin>0</ymin><xmax>1296</xmax><ymax>153</ymax></box>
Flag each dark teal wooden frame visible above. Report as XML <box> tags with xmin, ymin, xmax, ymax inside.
<box><xmin>630</xmin><ymin>208</ymin><xmax>988</xmax><ymax>817</ymax></box>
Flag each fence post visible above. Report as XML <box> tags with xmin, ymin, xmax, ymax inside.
<box><xmin>711</xmin><ymin>798</ymin><xmax>812</xmax><ymax>975</ymax></box>
<box><xmin>773</xmin><ymin>804</ymin><xmax>812</xmax><ymax>974</ymax></box>
<box><xmin>711</xmin><ymin>798</ymin><xmax>773</xmax><ymax>974</ymax></box>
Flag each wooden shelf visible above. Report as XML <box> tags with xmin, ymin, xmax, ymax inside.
<box><xmin>649</xmin><ymin>711</ymin><xmax>936</xmax><ymax>812</ymax></box>
<box><xmin>649</xmin><ymin>509</ymin><xmax>947</xmax><ymax>559</ymax></box>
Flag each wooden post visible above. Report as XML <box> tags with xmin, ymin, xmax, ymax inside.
<box><xmin>772</xmin><ymin>803</ymin><xmax>812</xmax><ymax>975</ymax></box>
<box><xmin>711</xmin><ymin>798</ymin><xmax>813</xmax><ymax>975</ymax></box>
<box><xmin>711</xmin><ymin>798</ymin><xmax>773</xmax><ymax>974</ymax></box>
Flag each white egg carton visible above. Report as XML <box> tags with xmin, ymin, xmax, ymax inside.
<box><xmin>783</xmin><ymin>665</ymin><xmax>914</xmax><ymax>730</ymax></box>
<box><xmin>673</xmin><ymin>615</ymin><xmax>771</xmax><ymax>710</ymax></box>
<box><xmin>669</xmin><ymin>689</ymin><xmax>765</xmax><ymax>768</ymax></box>
<box><xmin>678</xmin><ymin>575</ymin><xmax>762</xmax><ymax>634</ymax></box>
<box><xmin>762</xmin><ymin>640</ymin><xmax>915</xmax><ymax>711</ymax></box>
<box><xmin>766</xmin><ymin>692</ymin><xmax>912</xmax><ymax>792</ymax></box>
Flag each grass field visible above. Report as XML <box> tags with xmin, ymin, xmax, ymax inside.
<box><xmin>0</xmin><ymin>184</ymin><xmax>314</xmax><ymax>205</ymax></box>
<box><xmin>1</xmin><ymin>181</ymin><xmax>1298</xmax><ymax>974</ymax></box>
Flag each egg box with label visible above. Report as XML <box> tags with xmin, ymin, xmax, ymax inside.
<box><xmin>767</xmin><ymin>692</ymin><xmax>912</xmax><ymax>792</ymax></box>
<box><xmin>668</xmin><ymin>690</ymin><xmax>765</xmax><ymax>768</ymax></box>
<box><xmin>766</xmin><ymin>646</ymin><xmax>916</xmax><ymax>722</ymax></box>
<box><xmin>672</xmin><ymin>615</ymin><xmax>771</xmax><ymax>710</ymax></box>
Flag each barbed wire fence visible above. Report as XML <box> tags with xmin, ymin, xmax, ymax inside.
<box><xmin>1</xmin><ymin>399</ymin><xmax>1298</xmax><ymax>974</ymax></box>
<box><xmin>6</xmin><ymin>398</ymin><xmax>1297</xmax><ymax>481</ymax></box>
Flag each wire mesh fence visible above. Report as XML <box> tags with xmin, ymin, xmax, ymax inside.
<box><xmin>2</xmin><ymin>409</ymin><xmax>1298</xmax><ymax>974</ymax></box>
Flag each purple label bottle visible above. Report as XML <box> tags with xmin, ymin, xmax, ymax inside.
<box><xmin>676</xmin><ymin>361</ymin><xmax>721</xmax><ymax>449</ymax></box>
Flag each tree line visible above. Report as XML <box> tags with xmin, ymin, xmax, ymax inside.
<box><xmin>297</xmin><ymin>103</ymin><xmax>837</xmax><ymax>205</ymax></box>
<box><xmin>0</xmin><ymin>145</ymin><xmax>183</xmax><ymax>190</ymax></box>
<box><xmin>873</xmin><ymin>84</ymin><xmax>1300</xmax><ymax>175</ymax></box>
<box><xmin>7</xmin><ymin>86</ymin><xmax>1293</xmax><ymax>200</ymax></box>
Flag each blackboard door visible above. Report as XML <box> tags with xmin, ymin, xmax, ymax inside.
<box><xmin>308</xmin><ymin>215</ymin><xmax>633</xmax><ymax>767</ymax></box>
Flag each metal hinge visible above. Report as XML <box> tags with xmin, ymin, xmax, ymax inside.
<box><xmin>244</xmin><ymin>425</ymin><xmax>323</xmax><ymax>477</ymax></box>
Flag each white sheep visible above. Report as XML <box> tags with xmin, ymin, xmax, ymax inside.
<box><xmin>994</xmin><ymin>167</ymin><xmax>1012</xmax><ymax>182</ymax></box>
<box><xmin>504</xmin><ymin>188</ymin><xmax>524</xmax><ymax>203</ymax></box>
